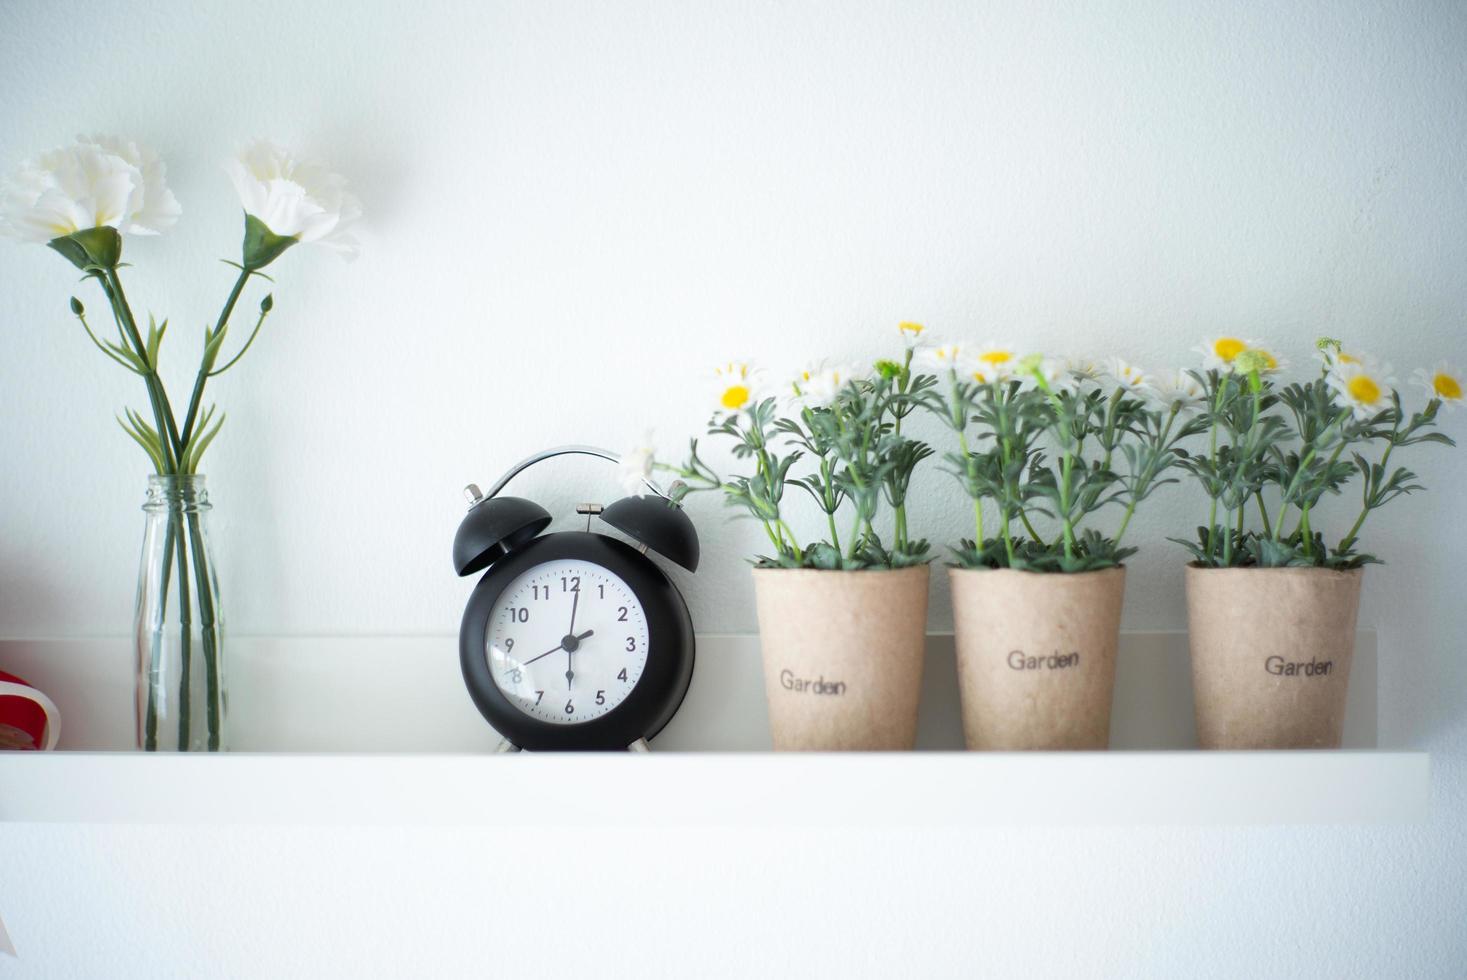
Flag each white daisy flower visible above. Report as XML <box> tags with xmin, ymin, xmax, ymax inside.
<box><xmin>1196</xmin><ymin>336</ymin><xmax>1255</xmax><ymax>372</ymax></box>
<box><xmin>915</xmin><ymin>343</ymin><xmax>969</xmax><ymax>376</ymax></box>
<box><xmin>897</xmin><ymin>321</ymin><xmax>926</xmax><ymax>349</ymax></box>
<box><xmin>1019</xmin><ymin>355</ymin><xmax>1076</xmax><ymax>393</ymax></box>
<box><xmin>713</xmin><ymin>361</ymin><xmax>761</xmax><ymax>413</ymax></box>
<box><xmin>1065</xmin><ymin>356</ymin><xmax>1105</xmax><ymax>385</ymax></box>
<box><xmin>1413</xmin><ymin>361</ymin><xmax>1464</xmax><ymax>412</ymax></box>
<box><xmin>1107</xmin><ymin>357</ymin><xmax>1152</xmax><ymax>392</ymax></box>
<box><xmin>1146</xmin><ymin>369</ymin><xmax>1208</xmax><ymax>412</ymax></box>
<box><xmin>1317</xmin><ymin>343</ymin><xmax>1375</xmax><ymax>372</ymax></box>
<box><xmin>788</xmin><ymin>362</ymin><xmax>855</xmax><ymax>410</ymax></box>
<box><xmin>1327</xmin><ymin>361</ymin><xmax>1396</xmax><ymax>420</ymax></box>
<box><xmin>617</xmin><ymin>436</ymin><xmax>657</xmax><ymax>495</ymax></box>
<box><xmin>973</xmin><ymin>343</ymin><xmax>1021</xmax><ymax>380</ymax></box>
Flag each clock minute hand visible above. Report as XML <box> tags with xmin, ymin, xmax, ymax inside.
<box><xmin>521</xmin><ymin>643</ymin><xmax>567</xmax><ymax>667</ymax></box>
<box><xmin>519</xmin><ymin>631</ymin><xmax>593</xmax><ymax>670</ymax></box>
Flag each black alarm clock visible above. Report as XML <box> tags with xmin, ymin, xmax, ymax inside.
<box><xmin>454</xmin><ymin>445</ymin><xmax>698</xmax><ymax>751</ymax></box>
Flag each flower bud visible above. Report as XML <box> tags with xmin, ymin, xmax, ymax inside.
<box><xmin>874</xmin><ymin>359</ymin><xmax>902</xmax><ymax>380</ymax></box>
<box><xmin>1233</xmin><ymin>349</ymin><xmax>1270</xmax><ymax>375</ymax></box>
<box><xmin>261</xmin><ymin>293</ymin><xmax>274</xmax><ymax>313</ymax></box>
<box><xmin>69</xmin><ymin>296</ymin><xmax>84</xmax><ymax>316</ymax></box>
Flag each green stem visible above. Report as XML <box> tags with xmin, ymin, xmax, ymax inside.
<box><xmin>1205</xmin><ymin>380</ymin><xmax>1226</xmax><ymax>558</ymax></box>
<box><xmin>75</xmin><ymin>310</ymin><xmax>142</xmax><ymax>373</ymax></box>
<box><xmin>1222</xmin><ymin>522</ymin><xmax>1233</xmax><ymax>566</ymax></box>
<box><xmin>144</xmin><ymin>520</ymin><xmax>177</xmax><ymax>751</ymax></box>
<box><xmin>1255</xmin><ymin>491</ymin><xmax>1273</xmax><ymax>537</ymax></box>
<box><xmin>1276</xmin><ymin>417</ymin><xmax>1344</xmax><ymax>542</ymax></box>
<box><xmin>186</xmin><ymin>511</ymin><xmax>221</xmax><ymax>751</ymax></box>
<box><xmin>172</xmin><ymin>511</ymin><xmax>193</xmax><ymax>749</ymax></box>
<box><xmin>180</xmin><ymin>269</ymin><xmax>252</xmax><ymax>450</ymax></box>
<box><xmin>1339</xmin><ymin>440</ymin><xmax>1396</xmax><ymax>553</ymax></box>
<box><xmin>1059</xmin><ymin>450</ymin><xmax>1076</xmax><ymax>560</ymax></box>
<box><xmin>956</xmin><ymin>427</ymin><xmax>984</xmax><ymax>546</ymax></box>
<box><xmin>103</xmin><ymin>270</ymin><xmax>182</xmax><ymax>469</ymax></box>
<box><xmin>1115</xmin><ymin>500</ymin><xmax>1138</xmax><ymax>546</ymax></box>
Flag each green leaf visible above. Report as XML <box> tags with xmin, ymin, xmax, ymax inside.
<box><xmin>104</xmin><ymin>340</ymin><xmax>147</xmax><ymax>373</ymax></box>
<box><xmin>240</xmin><ymin>213</ymin><xmax>298</xmax><ymax>271</ymax></box>
<box><xmin>183</xmin><ymin>409</ymin><xmax>226</xmax><ymax>473</ymax></box>
<box><xmin>47</xmin><ymin>226</ymin><xmax>122</xmax><ymax>270</ymax></box>
<box><xmin>117</xmin><ymin>413</ymin><xmax>166</xmax><ymax>474</ymax></box>
<box><xmin>221</xmin><ymin>258</ymin><xmax>276</xmax><ymax>282</ymax></box>
<box><xmin>144</xmin><ymin>315</ymin><xmax>168</xmax><ymax>368</ymax></box>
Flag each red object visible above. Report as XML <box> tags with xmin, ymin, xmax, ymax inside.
<box><xmin>0</xmin><ymin>670</ymin><xmax>60</xmax><ymax>750</ymax></box>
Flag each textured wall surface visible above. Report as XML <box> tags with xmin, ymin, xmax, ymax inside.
<box><xmin>0</xmin><ymin>1</ymin><xmax>1464</xmax><ymax>976</ymax></box>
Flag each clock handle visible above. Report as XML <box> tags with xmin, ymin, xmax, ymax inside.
<box><xmin>628</xmin><ymin>738</ymin><xmax>650</xmax><ymax>753</ymax></box>
<box><xmin>480</xmin><ymin>445</ymin><xmax>677</xmax><ymax>502</ymax></box>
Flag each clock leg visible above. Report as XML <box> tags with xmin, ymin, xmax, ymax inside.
<box><xmin>628</xmin><ymin>738</ymin><xmax>650</xmax><ymax>753</ymax></box>
<box><xmin>493</xmin><ymin>738</ymin><xmax>521</xmax><ymax>753</ymax></box>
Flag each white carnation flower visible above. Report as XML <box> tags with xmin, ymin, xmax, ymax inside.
<box><xmin>226</xmin><ymin>139</ymin><xmax>362</xmax><ymax>259</ymax></box>
<box><xmin>0</xmin><ymin>134</ymin><xmax>180</xmax><ymax>243</ymax></box>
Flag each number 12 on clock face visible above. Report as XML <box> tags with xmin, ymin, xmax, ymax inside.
<box><xmin>486</xmin><ymin>561</ymin><xmax>650</xmax><ymax>725</ymax></box>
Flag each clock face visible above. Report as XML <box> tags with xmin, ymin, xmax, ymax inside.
<box><xmin>486</xmin><ymin>560</ymin><xmax>650</xmax><ymax>725</ymax></box>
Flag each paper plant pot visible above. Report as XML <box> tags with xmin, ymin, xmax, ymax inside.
<box><xmin>949</xmin><ymin>566</ymin><xmax>1125</xmax><ymax>750</ymax></box>
<box><xmin>1185</xmin><ymin>565</ymin><xmax>1362</xmax><ymax>749</ymax></box>
<box><xmin>752</xmin><ymin>565</ymin><xmax>929</xmax><ymax>750</ymax></box>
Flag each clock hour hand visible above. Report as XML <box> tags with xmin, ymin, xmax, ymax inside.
<box><xmin>560</xmin><ymin>629</ymin><xmax>593</xmax><ymax>689</ymax></box>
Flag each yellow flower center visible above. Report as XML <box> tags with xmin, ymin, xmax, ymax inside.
<box><xmin>720</xmin><ymin>385</ymin><xmax>750</xmax><ymax>410</ymax></box>
<box><xmin>1338</xmin><ymin>352</ymin><xmax>1359</xmax><ymax>364</ymax></box>
<box><xmin>1435</xmin><ymin>373</ymin><xmax>1463</xmax><ymax>400</ymax></box>
<box><xmin>899</xmin><ymin>322</ymin><xmax>924</xmax><ymax>335</ymax></box>
<box><xmin>1213</xmin><ymin>338</ymin><xmax>1246</xmax><ymax>361</ymax></box>
<box><xmin>1347</xmin><ymin>375</ymin><xmax>1381</xmax><ymax>404</ymax></box>
<box><xmin>971</xmin><ymin>370</ymin><xmax>989</xmax><ymax>384</ymax></box>
<box><xmin>980</xmin><ymin>350</ymin><xmax>1013</xmax><ymax>365</ymax></box>
<box><xmin>1257</xmin><ymin>349</ymin><xmax>1278</xmax><ymax>370</ymax></box>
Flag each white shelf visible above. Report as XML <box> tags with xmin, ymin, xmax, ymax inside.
<box><xmin>0</xmin><ymin>751</ymin><xmax>1428</xmax><ymax>826</ymax></box>
<box><xmin>1</xmin><ymin>632</ymin><xmax>1419</xmax><ymax>827</ymax></box>
<box><xmin>0</xmin><ymin>632</ymin><xmax>1382</xmax><ymax>751</ymax></box>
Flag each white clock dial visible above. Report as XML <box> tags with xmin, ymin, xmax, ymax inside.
<box><xmin>486</xmin><ymin>560</ymin><xmax>649</xmax><ymax>724</ymax></box>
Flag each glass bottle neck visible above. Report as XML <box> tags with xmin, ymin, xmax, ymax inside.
<box><xmin>143</xmin><ymin>474</ymin><xmax>211</xmax><ymax>513</ymax></box>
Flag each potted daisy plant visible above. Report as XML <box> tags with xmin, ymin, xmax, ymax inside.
<box><xmin>1176</xmin><ymin>337</ymin><xmax>1457</xmax><ymax>749</ymax></box>
<box><xmin>918</xmin><ymin>341</ymin><xmax>1207</xmax><ymax>750</ymax></box>
<box><xmin>624</xmin><ymin>325</ymin><xmax>935</xmax><ymax>750</ymax></box>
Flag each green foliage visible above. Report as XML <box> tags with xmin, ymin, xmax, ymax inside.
<box><xmin>663</xmin><ymin>349</ymin><xmax>936</xmax><ymax>570</ymax></box>
<box><xmin>1178</xmin><ymin>360</ymin><xmax>1455</xmax><ymax>568</ymax></box>
<box><xmin>920</xmin><ymin>365</ymin><xmax>1202</xmax><ymax>572</ymax></box>
<box><xmin>49</xmin><ymin>214</ymin><xmax>295</xmax><ymax>475</ymax></box>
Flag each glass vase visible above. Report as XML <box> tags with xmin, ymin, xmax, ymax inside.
<box><xmin>133</xmin><ymin>474</ymin><xmax>226</xmax><ymax>751</ymax></box>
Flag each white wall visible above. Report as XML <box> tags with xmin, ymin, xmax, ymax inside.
<box><xmin>1</xmin><ymin>1</ymin><xmax>1465</xmax><ymax>976</ymax></box>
